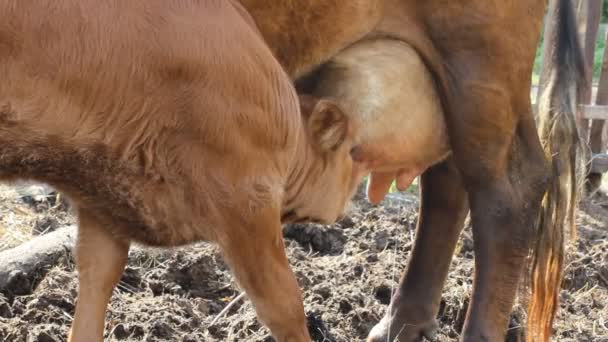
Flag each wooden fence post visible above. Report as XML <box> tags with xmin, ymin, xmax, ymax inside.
<box><xmin>588</xmin><ymin>25</ymin><xmax>608</xmax><ymax>189</ymax></box>
<box><xmin>575</xmin><ymin>0</ymin><xmax>602</xmax><ymax>143</ymax></box>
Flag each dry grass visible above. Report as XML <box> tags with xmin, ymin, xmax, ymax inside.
<box><xmin>0</xmin><ymin>183</ymin><xmax>74</xmax><ymax>252</ymax></box>
<box><xmin>0</xmin><ymin>184</ymin><xmax>35</xmax><ymax>251</ymax></box>
<box><xmin>0</xmin><ymin>181</ymin><xmax>606</xmax><ymax>341</ymax></box>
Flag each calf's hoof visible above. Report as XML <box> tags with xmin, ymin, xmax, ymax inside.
<box><xmin>366</xmin><ymin>315</ymin><xmax>438</xmax><ymax>342</ymax></box>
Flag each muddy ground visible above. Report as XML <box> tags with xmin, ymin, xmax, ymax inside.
<box><xmin>0</xmin><ymin>183</ymin><xmax>606</xmax><ymax>341</ymax></box>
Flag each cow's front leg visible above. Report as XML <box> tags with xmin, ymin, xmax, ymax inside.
<box><xmin>69</xmin><ymin>210</ymin><xmax>130</xmax><ymax>342</ymax></box>
<box><xmin>367</xmin><ymin>158</ymin><xmax>468</xmax><ymax>342</ymax></box>
<box><xmin>217</xmin><ymin>206</ymin><xmax>311</xmax><ymax>342</ymax></box>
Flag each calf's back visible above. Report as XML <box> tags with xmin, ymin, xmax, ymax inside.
<box><xmin>0</xmin><ymin>0</ymin><xmax>300</xmax><ymax>246</ymax></box>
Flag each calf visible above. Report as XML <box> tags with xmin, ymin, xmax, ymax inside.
<box><xmin>0</xmin><ymin>1</ymin><xmax>365</xmax><ymax>341</ymax></box>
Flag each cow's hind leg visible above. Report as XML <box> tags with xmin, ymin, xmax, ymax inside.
<box><xmin>447</xmin><ymin>81</ymin><xmax>549</xmax><ymax>341</ymax></box>
<box><xmin>217</xmin><ymin>206</ymin><xmax>311</xmax><ymax>342</ymax></box>
<box><xmin>69</xmin><ymin>210</ymin><xmax>130</xmax><ymax>342</ymax></box>
<box><xmin>367</xmin><ymin>158</ymin><xmax>468</xmax><ymax>342</ymax></box>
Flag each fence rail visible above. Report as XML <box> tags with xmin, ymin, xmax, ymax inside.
<box><xmin>580</xmin><ymin>105</ymin><xmax>608</xmax><ymax>120</ymax></box>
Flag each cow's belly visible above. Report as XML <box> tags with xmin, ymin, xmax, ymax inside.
<box><xmin>240</xmin><ymin>0</ymin><xmax>384</xmax><ymax>78</ymax></box>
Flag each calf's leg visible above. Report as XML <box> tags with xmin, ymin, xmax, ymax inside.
<box><xmin>69</xmin><ymin>211</ymin><xmax>130</xmax><ymax>342</ymax></box>
<box><xmin>368</xmin><ymin>158</ymin><xmax>469</xmax><ymax>342</ymax></box>
<box><xmin>218</xmin><ymin>207</ymin><xmax>311</xmax><ymax>342</ymax></box>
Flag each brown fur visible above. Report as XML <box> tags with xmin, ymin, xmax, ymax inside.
<box><xmin>238</xmin><ymin>0</ymin><xmax>385</xmax><ymax>79</ymax></box>
<box><xmin>0</xmin><ymin>1</ymin><xmax>364</xmax><ymax>341</ymax></box>
<box><xmin>241</xmin><ymin>0</ymin><xmax>584</xmax><ymax>340</ymax></box>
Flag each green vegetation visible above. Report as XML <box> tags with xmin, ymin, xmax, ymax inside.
<box><xmin>594</xmin><ymin>33</ymin><xmax>607</xmax><ymax>81</ymax></box>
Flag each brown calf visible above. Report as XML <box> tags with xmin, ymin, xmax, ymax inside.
<box><xmin>241</xmin><ymin>0</ymin><xmax>585</xmax><ymax>340</ymax></box>
<box><xmin>0</xmin><ymin>1</ymin><xmax>365</xmax><ymax>341</ymax></box>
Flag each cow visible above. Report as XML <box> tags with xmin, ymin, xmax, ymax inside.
<box><xmin>240</xmin><ymin>0</ymin><xmax>585</xmax><ymax>341</ymax></box>
<box><xmin>0</xmin><ymin>1</ymin><xmax>368</xmax><ymax>341</ymax></box>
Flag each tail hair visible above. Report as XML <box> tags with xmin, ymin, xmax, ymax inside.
<box><xmin>527</xmin><ymin>0</ymin><xmax>587</xmax><ymax>340</ymax></box>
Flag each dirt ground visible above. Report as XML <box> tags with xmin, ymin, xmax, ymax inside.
<box><xmin>0</xmin><ymin>182</ymin><xmax>607</xmax><ymax>342</ymax></box>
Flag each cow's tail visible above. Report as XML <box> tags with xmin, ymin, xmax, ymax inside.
<box><xmin>527</xmin><ymin>0</ymin><xmax>587</xmax><ymax>340</ymax></box>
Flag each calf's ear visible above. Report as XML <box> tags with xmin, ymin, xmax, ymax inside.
<box><xmin>307</xmin><ymin>99</ymin><xmax>350</xmax><ymax>152</ymax></box>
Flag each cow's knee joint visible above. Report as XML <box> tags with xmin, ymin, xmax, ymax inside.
<box><xmin>470</xmin><ymin>181</ymin><xmax>533</xmax><ymax>244</ymax></box>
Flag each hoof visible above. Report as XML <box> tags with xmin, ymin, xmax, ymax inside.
<box><xmin>366</xmin><ymin>315</ymin><xmax>439</xmax><ymax>342</ymax></box>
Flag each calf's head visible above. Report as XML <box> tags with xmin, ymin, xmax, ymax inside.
<box><xmin>283</xmin><ymin>95</ymin><xmax>367</xmax><ymax>224</ymax></box>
